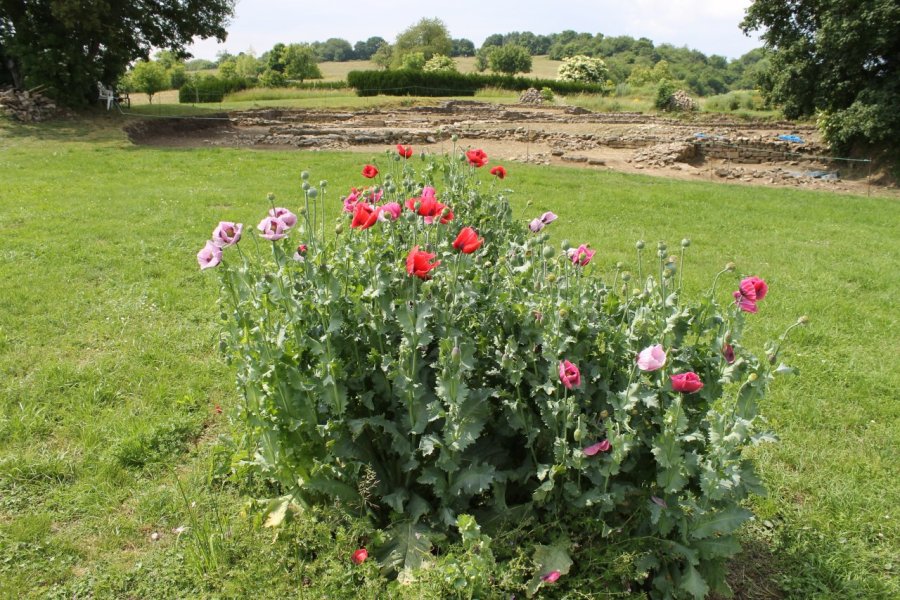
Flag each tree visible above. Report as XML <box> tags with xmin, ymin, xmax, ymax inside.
<box><xmin>0</xmin><ymin>0</ymin><xmax>233</xmax><ymax>105</ymax></box>
<box><xmin>742</xmin><ymin>0</ymin><xmax>900</xmax><ymax>155</ymax></box>
<box><xmin>488</xmin><ymin>44</ymin><xmax>532</xmax><ymax>75</ymax></box>
<box><xmin>371</xmin><ymin>43</ymin><xmax>393</xmax><ymax>70</ymax></box>
<box><xmin>280</xmin><ymin>44</ymin><xmax>322</xmax><ymax>81</ymax></box>
<box><xmin>354</xmin><ymin>37</ymin><xmax>386</xmax><ymax>60</ymax></box>
<box><xmin>234</xmin><ymin>53</ymin><xmax>262</xmax><ymax>80</ymax></box>
<box><xmin>314</xmin><ymin>38</ymin><xmax>354</xmax><ymax>62</ymax></box>
<box><xmin>393</xmin><ymin>18</ymin><xmax>452</xmax><ymax>67</ymax></box>
<box><xmin>451</xmin><ymin>38</ymin><xmax>476</xmax><ymax>57</ymax></box>
<box><xmin>129</xmin><ymin>60</ymin><xmax>168</xmax><ymax>103</ymax></box>
<box><xmin>557</xmin><ymin>55</ymin><xmax>610</xmax><ymax>84</ymax></box>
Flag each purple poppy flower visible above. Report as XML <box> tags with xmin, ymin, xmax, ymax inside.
<box><xmin>197</xmin><ymin>240</ymin><xmax>222</xmax><ymax>270</ymax></box>
<box><xmin>211</xmin><ymin>221</ymin><xmax>243</xmax><ymax>248</ymax></box>
<box><xmin>258</xmin><ymin>216</ymin><xmax>288</xmax><ymax>241</ymax></box>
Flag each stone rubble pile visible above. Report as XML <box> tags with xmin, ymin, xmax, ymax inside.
<box><xmin>666</xmin><ymin>90</ymin><xmax>698</xmax><ymax>112</ymax></box>
<box><xmin>628</xmin><ymin>142</ymin><xmax>697</xmax><ymax>166</ymax></box>
<box><xmin>0</xmin><ymin>86</ymin><xmax>61</xmax><ymax>122</ymax></box>
<box><xmin>518</xmin><ymin>88</ymin><xmax>544</xmax><ymax>105</ymax></box>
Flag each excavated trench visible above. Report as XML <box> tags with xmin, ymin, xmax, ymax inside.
<box><xmin>124</xmin><ymin>101</ymin><xmax>884</xmax><ymax>195</ymax></box>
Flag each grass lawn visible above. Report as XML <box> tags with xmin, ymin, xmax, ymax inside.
<box><xmin>0</xmin><ymin>115</ymin><xmax>897</xmax><ymax>598</ymax></box>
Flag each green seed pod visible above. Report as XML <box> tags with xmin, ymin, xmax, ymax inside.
<box><xmin>748</xmin><ymin>373</ymin><xmax>758</xmax><ymax>382</ymax></box>
<box><xmin>266</xmin><ymin>192</ymin><xmax>275</xmax><ymax>201</ymax></box>
<box><xmin>319</xmin><ymin>180</ymin><xmax>328</xmax><ymax>188</ymax></box>
<box><xmin>681</xmin><ymin>238</ymin><xmax>691</xmax><ymax>248</ymax></box>
<box><xmin>300</xmin><ymin>171</ymin><xmax>310</xmax><ymax>180</ymax></box>
<box><xmin>542</xmin><ymin>245</ymin><xmax>555</xmax><ymax>259</ymax></box>
<box><xmin>307</xmin><ymin>188</ymin><xmax>318</xmax><ymax>198</ymax></box>
<box><xmin>636</xmin><ymin>240</ymin><xmax>645</xmax><ymax>250</ymax></box>
<box><xmin>560</xmin><ymin>239</ymin><xmax>571</xmax><ymax>251</ymax></box>
<box><xmin>558</xmin><ymin>308</ymin><xmax>569</xmax><ymax>318</ymax></box>
<box><xmin>335</xmin><ymin>223</ymin><xmax>344</xmax><ymax>235</ymax></box>
<box><xmin>621</xmin><ymin>272</ymin><xmax>631</xmax><ymax>282</ymax></box>
<box><xmin>798</xmin><ymin>315</ymin><xmax>810</xmax><ymax>325</ymax></box>
<box><xmin>547</xmin><ymin>273</ymin><xmax>557</xmax><ymax>283</ymax></box>
<box><xmin>657</xmin><ymin>241</ymin><xmax>667</xmax><ymax>252</ymax></box>
<box><xmin>600</xmin><ymin>410</ymin><xmax>609</xmax><ymax>419</ymax></box>
<box><xmin>301</xmin><ymin>181</ymin><xmax>310</xmax><ymax>191</ymax></box>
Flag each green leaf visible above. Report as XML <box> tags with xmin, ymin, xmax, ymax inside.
<box><xmin>375</xmin><ymin>521</ymin><xmax>433</xmax><ymax>573</ymax></box>
<box><xmin>690</xmin><ymin>506</ymin><xmax>753</xmax><ymax>539</ymax></box>
<box><xmin>448</xmin><ymin>463</ymin><xmax>496</xmax><ymax>497</ymax></box>
<box><xmin>679</xmin><ymin>564</ymin><xmax>710</xmax><ymax>599</ymax></box>
<box><xmin>694</xmin><ymin>535</ymin><xmax>742</xmax><ymax>560</ymax></box>
<box><xmin>526</xmin><ymin>543</ymin><xmax>573</xmax><ymax>598</ymax></box>
<box><xmin>652</xmin><ymin>432</ymin><xmax>682</xmax><ymax>468</ymax></box>
<box><xmin>383</xmin><ymin>488</ymin><xmax>409</xmax><ymax>513</ymax></box>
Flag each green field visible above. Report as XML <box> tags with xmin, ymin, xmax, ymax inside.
<box><xmin>0</xmin><ymin>115</ymin><xmax>897</xmax><ymax>598</ymax></box>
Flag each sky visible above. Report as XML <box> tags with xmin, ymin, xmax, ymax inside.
<box><xmin>186</xmin><ymin>0</ymin><xmax>763</xmax><ymax>61</ymax></box>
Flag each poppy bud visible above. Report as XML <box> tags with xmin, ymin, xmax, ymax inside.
<box><xmin>300</xmin><ymin>171</ymin><xmax>310</xmax><ymax>180</ymax></box>
<box><xmin>335</xmin><ymin>223</ymin><xmax>344</xmax><ymax>235</ymax></box>
<box><xmin>561</xmin><ymin>239</ymin><xmax>571</xmax><ymax>251</ymax></box>
<box><xmin>542</xmin><ymin>246</ymin><xmax>555</xmax><ymax>259</ymax></box>
<box><xmin>798</xmin><ymin>315</ymin><xmax>809</xmax><ymax>325</ymax></box>
<box><xmin>573</xmin><ymin>428</ymin><xmax>583</xmax><ymax>441</ymax></box>
<box><xmin>298</xmin><ymin>207</ymin><xmax>307</xmax><ymax>215</ymax></box>
<box><xmin>725</xmin><ymin>262</ymin><xmax>736</xmax><ymax>272</ymax></box>
<box><xmin>621</xmin><ymin>272</ymin><xmax>631</xmax><ymax>282</ymax></box>
<box><xmin>319</xmin><ymin>180</ymin><xmax>327</xmax><ymax>188</ymax></box>
<box><xmin>600</xmin><ymin>410</ymin><xmax>609</xmax><ymax>419</ymax></box>
<box><xmin>748</xmin><ymin>373</ymin><xmax>758</xmax><ymax>382</ymax></box>
<box><xmin>616</xmin><ymin>261</ymin><xmax>624</xmax><ymax>269</ymax></box>
<box><xmin>559</xmin><ymin>308</ymin><xmax>569</xmax><ymax>318</ymax></box>
<box><xmin>452</xmin><ymin>134</ymin><xmax>459</xmax><ymax>141</ymax></box>
<box><xmin>657</xmin><ymin>241</ymin><xmax>667</xmax><ymax>252</ymax></box>
<box><xmin>636</xmin><ymin>240</ymin><xmax>645</xmax><ymax>250</ymax></box>
<box><xmin>681</xmin><ymin>238</ymin><xmax>691</xmax><ymax>248</ymax></box>
<box><xmin>547</xmin><ymin>274</ymin><xmax>557</xmax><ymax>283</ymax></box>
<box><xmin>451</xmin><ymin>346</ymin><xmax>461</xmax><ymax>365</ymax></box>
<box><xmin>267</xmin><ymin>192</ymin><xmax>275</xmax><ymax>201</ymax></box>
<box><xmin>768</xmin><ymin>353</ymin><xmax>777</xmax><ymax>364</ymax></box>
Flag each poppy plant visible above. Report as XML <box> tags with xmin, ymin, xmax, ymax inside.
<box><xmin>452</xmin><ymin>227</ymin><xmax>483</xmax><ymax>254</ymax></box>
<box><xmin>670</xmin><ymin>372</ymin><xmax>704</xmax><ymax>393</ymax></box>
<box><xmin>559</xmin><ymin>360</ymin><xmax>581</xmax><ymax>389</ymax></box>
<box><xmin>569</xmin><ymin>244</ymin><xmax>595</xmax><ymax>266</ymax></box>
<box><xmin>350</xmin><ymin>203</ymin><xmax>380</xmax><ymax>230</ymax></box>
<box><xmin>396</xmin><ymin>144</ymin><xmax>413</xmax><ymax>159</ymax></box>
<box><xmin>362</xmin><ymin>164</ymin><xmax>378</xmax><ymax>179</ymax></box>
<box><xmin>406</xmin><ymin>246</ymin><xmax>440</xmax><ymax>279</ymax></box>
<box><xmin>489</xmin><ymin>165</ymin><xmax>506</xmax><ymax>179</ymax></box>
<box><xmin>541</xmin><ymin>570</ymin><xmax>561</xmax><ymax>583</ymax></box>
<box><xmin>465</xmin><ymin>148</ymin><xmax>488</xmax><ymax>167</ymax></box>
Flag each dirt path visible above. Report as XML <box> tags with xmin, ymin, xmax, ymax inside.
<box><xmin>124</xmin><ymin>101</ymin><xmax>896</xmax><ymax>197</ymax></box>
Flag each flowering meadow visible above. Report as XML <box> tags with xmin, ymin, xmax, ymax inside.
<box><xmin>199</xmin><ymin>145</ymin><xmax>804</xmax><ymax>598</ymax></box>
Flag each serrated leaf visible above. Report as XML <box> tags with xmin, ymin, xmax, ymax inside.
<box><xmin>690</xmin><ymin>506</ymin><xmax>753</xmax><ymax>539</ymax></box>
<box><xmin>652</xmin><ymin>432</ymin><xmax>682</xmax><ymax>468</ymax></box>
<box><xmin>694</xmin><ymin>535</ymin><xmax>742</xmax><ymax>560</ymax></box>
<box><xmin>680</xmin><ymin>564</ymin><xmax>709</xmax><ymax>599</ymax></box>
<box><xmin>383</xmin><ymin>488</ymin><xmax>409</xmax><ymax>513</ymax></box>
<box><xmin>375</xmin><ymin>521</ymin><xmax>432</xmax><ymax>573</ymax></box>
<box><xmin>526</xmin><ymin>544</ymin><xmax>573</xmax><ymax>598</ymax></box>
<box><xmin>448</xmin><ymin>463</ymin><xmax>496</xmax><ymax>496</ymax></box>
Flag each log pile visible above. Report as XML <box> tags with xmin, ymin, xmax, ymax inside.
<box><xmin>0</xmin><ymin>86</ymin><xmax>61</xmax><ymax>122</ymax></box>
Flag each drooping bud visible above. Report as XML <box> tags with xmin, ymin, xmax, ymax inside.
<box><xmin>681</xmin><ymin>238</ymin><xmax>691</xmax><ymax>248</ymax></box>
<box><xmin>335</xmin><ymin>223</ymin><xmax>344</xmax><ymax>235</ymax></box>
<box><xmin>798</xmin><ymin>315</ymin><xmax>809</xmax><ymax>325</ymax></box>
<box><xmin>725</xmin><ymin>262</ymin><xmax>736</xmax><ymax>272</ymax></box>
<box><xmin>267</xmin><ymin>192</ymin><xmax>276</xmax><ymax>201</ymax></box>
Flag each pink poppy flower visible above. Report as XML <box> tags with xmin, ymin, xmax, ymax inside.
<box><xmin>378</xmin><ymin>202</ymin><xmax>402</xmax><ymax>221</ymax></box>
<box><xmin>293</xmin><ymin>243</ymin><xmax>308</xmax><ymax>262</ymax></box>
<box><xmin>211</xmin><ymin>221</ymin><xmax>243</xmax><ymax>247</ymax></box>
<box><xmin>733</xmin><ymin>276</ymin><xmax>768</xmax><ymax>313</ymax></box>
<box><xmin>257</xmin><ymin>216</ymin><xmax>288</xmax><ymax>241</ymax></box>
<box><xmin>569</xmin><ymin>244</ymin><xmax>595</xmax><ymax>266</ymax></box>
<box><xmin>541</xmin><ymin>570</ymin><xmax>561</xmax><ymax>583</ymax></box>
<box><xmin>559</xmin><ymin>360</ymin><xmax>581</xmax><ymax>389</ymax></box>
<box><xmin>343</xmin><ymin>189</ymin><xmax>362</xmax><ymax>212</ymax></box>
<box><xmin>197</xmin><ymin>240</ymin><xmax>222</xmax><ymax>270</ymax></box>
<box><xmin>540</xmin><ymin>212</ymin><xmax>558</xmax><ymax>224</ymax></box>
<box><xmin>351</xmin><ymin>548</ymin><xmax>368</xmax><ymax>564</ymax></box>
<box><xmin>722</xmin><ymin>343</ymin><xmax>735</xmax><ymax>364</ymax></box>
<box><xmin>732</xmin><ymin>291</ymin><xmax>758</xmax><ymax>313</ymax></box>
<box><xmin>636</xmin><ymin>344</ymin><xmax>667</xmax><ymax>371</ymax></box>
<box><xmin>529</xmin><ymin>218</ymin><xmax>545</xmax><ymax>233</ymax></box>
<box><xmin>670</xmin><ymin>372</ymin><xmax>704</xmax><ymax>393</ymax></box>
<box><xmin>583</xmin><ymin>439</ymin><xmax>611</xmax><ymax>456</ymax></box>
<box><xmin>268</xmin><ymin>207</ymin><xmax>296</xmax><ymax>228</ymax></box>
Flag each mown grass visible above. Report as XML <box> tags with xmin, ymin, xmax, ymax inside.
<box><xmin>0</xmin><ymin>116</ymin><xmax>897</xmax><ymax>598</ymax></box>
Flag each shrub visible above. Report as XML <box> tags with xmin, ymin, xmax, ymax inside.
<box><xmin>129</xmin><ymin>60</ymin><xmax>169</xmax><ymax>103</ymax></box>
<box><xmin>401</xmin><ymin>51</ymin><xmax>426</xmax><ymax>71</ymax></box>
<box><xmin>487</xmin><ymin>44</ymin><xmax>532</xmax><ymax>75</ymax></box>
<box><xmin>655</xmin><ymin>79</ymin><xmax>677</xmax><ymax>110</ymax></box>
<box><xmin>258</xmin><ymin>68</ymin><xmax>287</xmax><ymax>89</ymax></box>
<box><xmin>199</xmin><ymin>150</ymin><xmax>801</xmax><ymax>597</ymax></box>
<box><xmin>423</xmin><ymin>54</ymin><xmax>457</xmax><ymax>73</ymax></box>
<box><xmin>557</xmin><ymin>55</ymin><xmax>610</xmax><ymax>84</ymax></box>
<box><xmin>179</xmin><ymin>75</ymin><xmax>225</xmax><ymax>103</ymax></box>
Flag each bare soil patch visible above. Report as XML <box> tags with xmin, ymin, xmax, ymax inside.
<box><xmin>124</xmin><ymin>101</ymin><xmax>895</xmax><ymax>197</ymax></box>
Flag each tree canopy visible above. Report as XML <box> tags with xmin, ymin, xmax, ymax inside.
<box><xmin>393</xmin><ymin>18</ymin><xmax>452</xmax><ymax>67</ymax></box>
<box><xmin>0</xmin><ymin>0</ymin><xmax>234</xmax><ymax>105</ymax></box>
<box><xmin>742</xmin><ymin>0</ymin><xmax>899</xmax><ymax>155</ymax></box>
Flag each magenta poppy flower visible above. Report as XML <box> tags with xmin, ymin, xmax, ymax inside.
<box><xmin>569</xmin><ymin>244</ymin><xmax>595</xmax><ymax>266</ymax></box>
<box><xmin>583</xmin><ymin>439</ymin><xmax>611</xmax><ymax>456</ymax></box>
<box><xmin>732</xmin><ymin>291</ymin><xmax>758</xmax><ymax>313</ymax></box>
<box><xmin>670</xmin><ymin>372</ymin><xmax>704</xmax><ymax>393</ymax></box>
<box><xmin>257</xmin><ymin>216</ymin><xmax>288</xmax><ymax>241</ymax></box>
<box><xmin>197</xmin><ymin>240</ymin><xmax>222</xmax><ymax>270</ymax></box>
<box><xmin>637</xmin><ymin>344</ymin><xmax>666</xmax><ymax>371</ymax></box>
<box><xmin>268</xmin><ymin>207</ymin><xmax>297</xmax><ymax>228</ymax></box>
<box><xmin>211</xmin><ymin>221</ymin><xmax>243</xmax><ymax>247</ymax></box>
<box><xmin>559</xmin><ymin>360</ymin><xmax>581</xmax><ymax>389</ymax></box>
<box><xmin>541</xmin><ymin>570</ymin><xmax>561</xmax><ymax>583</ymax></box>
<box><xmin>343</xmin><ymin>189</ymin><xmax>362</xmax><ymax>212</ymax></box>
<box><xmin>722</xmin><ymin>343</ymin><xmax>735</xmax><ymax>364</ymax></box>
<box><xmin>733</xmin><ymin>276</ymin><xmax>768</xmax><ymax>313</ymax></box>
<box><xmin>379</xmin><ymin>202</ymin><xmax>402</xmax><ymax>221</ymax></box>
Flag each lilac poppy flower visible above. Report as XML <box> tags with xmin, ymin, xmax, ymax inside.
<box><xmin>529</xmin><ymin>218</ymin><xmax>545</xmax><ymax>233</ymax></box>
<box><xmin>636</xmin><ymin>344</ymin><xmax>667</xmax><ymax>371</ymax></box>
<box><xmin>257</xmin><ymin>216</ymin><xmax>288</xmax><ymax>241</ymax></box>
<box><xmin>268</xmin><ymin>207</ymin><xmax>297</xmax><ymax>228</ymax></box>
<box><xmin>540</xmin><ymin>211</ymin><xmax>558</xmax><ymax>224</ymax></box>
<box><xmin>197</xmin><ymin>240</ymin><xmax>222</xmax><ymax>270</ymax></box>
<box><xmin>211</xmin><ymin>221</ymin><xmax>243</xmax><ymax>247</ymax></box>
<box><xmin>541</xmin><ymin>570</ymin><xmax>561</xmax><ymax>583</ymax></box>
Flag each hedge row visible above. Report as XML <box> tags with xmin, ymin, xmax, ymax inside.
<box><xmin>346</xmin><ymin>69</ymin><xmax>607</xmax><ymax>97</ymax></box>
<box><xmin>179</xmin><ymin>74</ymin><xmax>248</xmax><ymax>103</ymax></box>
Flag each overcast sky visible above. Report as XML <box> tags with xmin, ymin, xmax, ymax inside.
<box><xmin>186</xmin><ymin>0</ymin><xmax>763</xmax><ymax>61</ymax></box>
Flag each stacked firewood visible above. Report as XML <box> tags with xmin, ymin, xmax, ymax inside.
<box><xmin>0</xmin><ymin>86</ymin><xmax>60</xmax><ymax>122</ymax></box>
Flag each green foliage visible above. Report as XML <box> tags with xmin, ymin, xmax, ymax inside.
<box><xmin>655</xmin><ymin>79</ymin><xmax>677</xmax><ymax>110</ymax></box>
<box><xmin>312</xmin><ymin>38</ymin><xmax>354</xmax><ymax>62</ymax></box>
<box><xmin>704</xmin><ymin>90</ymin><xmax>767</xmax><ymax>113</ymax></box>
<box><xmin>557</xmin><ymin>55</ymin><xmax>610</xmax><ymax>84</ymax></box>
<box><xmin>185</xmin><ymin>58</ymin><xmax>216</xmax><ymax>71</ymax></box>
<box><xmin>540</xmin><ymin>87</ymin><xmax>555</xmax><ymax>102</ymax></box>
<box><xmin>487</xmin><ymin>44</ymin><xmax>533</xmax><ymax>75</ymax></box>
<box><xmin>178</xmin><ymin>74</ymin><xmax>246</xmax><ymax>103</ymax></box>
<box><xmin>423</xmin><ymin>54</ymin><xmax>457</xmax><ymax>73</ymax></box>
<box><xmin>129</xmin><ymin>60</ymin><xmax>169</xmax><ymax>103</ymax></box>
<box><xmin>400</xmin><ymin>52</ymin><xmax>426</xmax><ymax>71</ymax></box>
<box><xmin>234</xmin><ymin>54</ymin><xmax>262</xmax><ymax>80</ymax></box>
<box><xmin>257</xmin><ymin>68</ymin><xmax>286</xmax><ymax>89</ymax></box>
<box><xmin>280</xmin><ymin>44</ymin><xmax>322</xmax><ymax>81</ymax></box>
<box><xmin>206</xmin><ymin>151</ymin><xmax>792</xmax><ymax>597</ymax></box>
<box><xmin>393</xmin><ymin>17</ymin><xmax>453</xmax><ymax>67</ymax></box>
<box><xmin>371</xmin><ymin>44</ymin><xmax>393</xmax><ymax>70</ymax></box>
<box><xmin>347</xmin><ymin>69</ymin><xmax>605</xmax><ymax>97</ymax></box>
<box><xmin>353</xmin><ymin>37</ymin><xmax>387</xmax><ymax>61</ymax></box>
<box><xmin>743</xmin><ymin>0</ymin><xmax>900</xmax><ymax>159</ymax></box>
<box><xmin>0</xmin><ymin>0</ymin><xmax>233</xmax><ymax>105</ymax></box>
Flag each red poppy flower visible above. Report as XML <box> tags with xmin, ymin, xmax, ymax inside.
<box><xmin>670</xmin><ymin>372</ymin><xmax>704</xmax><ymax>393</ymax></box>
<box><xmin>465</xmin><ymin>148</ymin><xmax>488</xmax><ymax>168</ymax></box>
<box><xmin>452</xmin><ymin>227</ymin><xmax>483</xmax><ymax>254</ymax></box>
<box><xmin>406</xmin><ymin>246</ymin><xmax>440</xmax><ymax>279</ymax></box>
<box><xmin>405</xmin><ymin>188</ymin><xmax>453</xmax><ymax>224</ymax></box>
<box><xmin>350</xmin><ymin>203</ymin><xmax>379</xmax><ymax>229</ymax></box>
<box><xmin>362</xmin><ymin>164</ymin><xmax>378</xmax><ymax>179</ymax></box>
<box><xmin>722</xmin><ymin>343</ymin><xmax>735</xmax><ymax>364</ymax></box>
<box><xmin>396</xmin><ymin>144</ymin><xmax>413</xmax><ymax>159</ymax></box>
<box><xmin>351</xmin><ymin>548</ymin><xmax>368</xmax><ymax>564</ymax></box>
<box><xmin>489</xmin><ymin>165</ymin><xmax>506</xmax><ymax>179</ymax></box>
